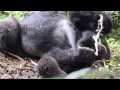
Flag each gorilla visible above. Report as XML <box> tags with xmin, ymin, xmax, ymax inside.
<box><xmin>38</xmin><ymin>55</ymin><xmax>67</xmax><ymax>78</ymax></box>
<box><xmin>77</xmin><ymin>30</ymin><xmax>110</xmax><ymax>60</ymax></box>
<box><xmin>19</xmin><ymin>11</ymin><xmax>95</xmax><ymax>78</ymax></box>
<box><xmin>69</xmin><ymin>11</ymin><xmax>111</xmax><ymax>60</ymax></box>
<box><xmin>0</xmin><ymin>11</ymin><xmax>111</xmax><ymax>78</ymax></box>
<box><xmin>69</xmin><ymin>11</ymin><xmax>112</xmax><ymax>35</ymax></box>
<box><xmin>0</xmin><ymin>16</ymin><xmax>21</xmax><ymax>54</ymax></box>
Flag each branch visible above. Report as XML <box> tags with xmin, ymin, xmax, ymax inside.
<box><xmin>2</xmin><ymin>51</ymin><xmax>26</xmax><ymax>68</ymax></box>
<box><xmin>93</xmin><ymin>14</ymin><xmax>107</xmax><ymax>56</ymax></box>
<box><xmin>3</xmin><ymin>25</ymin><xmax>11</xmax><ymax>31</ymax></box>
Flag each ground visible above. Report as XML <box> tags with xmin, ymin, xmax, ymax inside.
<box><xmin>0</xmin><ymin>52</ymin><xmax>41</xmax><ymax>79</ymax></box>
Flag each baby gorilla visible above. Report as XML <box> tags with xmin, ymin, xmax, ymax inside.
<box><xmin>77</xmin><ymin>30</ymin><xmax>110</xmax><ymax>60</ymax></box>
<box><xmin>69</xmin><ymin>11</ymin><xmax>112</xmax><ymax>35</ymax></box>
<box><xmin>20</xmin><ymin>11</ymin><xmax>95</xmax><ymax>78</ymax></box>
<box><xmin>38</xmin><ymin>55</ymin><xmax>67</xmax><ymax>78</ymax></box>
<box><xmin>0</xmin><ymin>16</ymin><xmax>21</xmax><ymax>54</ymax></box>
<box><xmin>69</xmin><ymin>11</ymin><xmax>111</xmax><ymax>60</ymax></box>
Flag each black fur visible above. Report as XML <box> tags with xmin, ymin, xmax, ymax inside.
<box><xmin>47</xmin><ymin>47</ymin><xmax>95</xmax><ymax>73</ymax></box>
<box><xmin>69</xmin><ymin>11</ymin><xmax>112</xmax><ymax>35</ymax></box>
<box><xmin>69</xmin><ymin>11</ymin><xmax>111</xmax><ymax>60</ymax></box>
<box><xmin>0</xmin><ymin>11</ymin><xmax>111</xmax><ymax>78</ymax></box>
<box><xmin>77</xmin><ymin>30</ymin><xmax>110</xmax><ymax>60</ymax></box>
<box><xmin>20</xmin><ymin>11</ymin><xmax>95</xmax><ymax>76</ymax></box>
<box><xmin>0</xmin><ymin>16</ymin><xmax>21</xmax><ymax>54</ymax></box>
<box><xmin>38</xmin><ymin>55</ymin><xmax>67</xmax><ymax>78</ymax></box>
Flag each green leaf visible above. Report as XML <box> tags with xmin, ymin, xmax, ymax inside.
<box><xmin>109</xmin><ymin>60</ymin><xmax>116</xmax><ymax>67</ymax></box>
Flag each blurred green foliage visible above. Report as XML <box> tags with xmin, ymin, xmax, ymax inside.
<box><xmin>0</xmin><ymin>11</ymin><xmax>29</xmax><ymax>21</ymax></box>
<box><xmin>110</xmin><ymin>11</ymin><xmax>120</xmax><ymax>29</ymax></box>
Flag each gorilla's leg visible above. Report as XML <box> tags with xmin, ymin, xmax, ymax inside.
<box><xmin>46</xmin><ymin>47</ymin><xmax>95</xmax><ymax>73</ymax></box>
<box><xmin>38</xmin><ymin>47</ymin><xmax>95</xmax><ymax>76</ymax></box>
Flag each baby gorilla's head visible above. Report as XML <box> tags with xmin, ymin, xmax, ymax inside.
<box><xmin>69</xmin><ymin>11</ymin><xmax>112</xmax><ymax>35</ymax></box>
<box><xmin>37</xmin><ymin>55</ymin><xmax>67</xmax><ymax>78</ymax></box>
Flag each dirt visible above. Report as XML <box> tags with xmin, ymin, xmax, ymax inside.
<box><xmin>0</xmin><ymin>52</ymin><xmax>41</xmax><ymax>79</ymax></box>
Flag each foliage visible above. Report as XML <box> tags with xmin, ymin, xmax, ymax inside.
<box><xmin>106</xmin><ymin>28</ymin><xmax>120</xmax><ymax>58</ymax></box>
<box><xmin>107</xmin><ymin>11</ymin><xmax>120</xmax><ymax>29</ymax></box>
<box><xmin>0</xmin><ymin>11</ymin><xmax>29</xmax><ymax>21</ymax></box>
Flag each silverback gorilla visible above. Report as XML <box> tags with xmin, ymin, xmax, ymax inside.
<box><xmin>20</xmin><ymin>11</ymin><xmax>95</xmax><ymax>77</ymax></box>
<box><xmin>0</xmin><ymin>11</ymin><xmax>112</xmax><ymax>78</ymax></box>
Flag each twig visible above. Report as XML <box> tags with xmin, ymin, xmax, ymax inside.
<box><xmin>3</xmin><ymin>26</ymin><xmax>11</xmax><ymax>31</ymax></box>
<box><xmin>2</xmin><ymin>51</ymin><xmax>26</xmax><ymax>68</ymax></box>
<box><xmin>102</xmin><ymin>59</ymin><xmax>106</xmax><ymax>66</ymax></box>
<box><xmin>92</xmin><ymin>64</ymin><xmax>98</xmax><ymax>68</ymax></box>
<box><xmin>31</xmin><ymin>60</ymin><xmax>38</xmax><ymax>66</ymax></box>
<box><xmin>2</xmin><ymin>51</ymin><xmax>24</xmax><ymax>61</ymax></box>
<box><xmin>93</xmin><ymin>14</ymin><xmax>107</xmax><ymax>56</ymax></box>
<box><xmin>98</xmin><ymin>43</ymin><xmax>107</xmax><ymax>53</ymax></box>
<box><xmin>93</xmin><ymin>60</ymin><xmax>110</xmax><ymax>64</ymax></box>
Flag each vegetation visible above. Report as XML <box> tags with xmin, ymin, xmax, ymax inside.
<box><xmin>0</xmin><ymin>11</ymin><xmax>28</xmax><ymax>21</ymax></box>
<box><xmin>0</xmin><ymin>11</ymin><xmax>120</xmax><ymax>79</ymax></box>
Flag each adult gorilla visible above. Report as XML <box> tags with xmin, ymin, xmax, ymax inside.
<box><xmin>20</xmin><ymin>11</ymin><xmax>95</xmax><ymax>78</ymax></box>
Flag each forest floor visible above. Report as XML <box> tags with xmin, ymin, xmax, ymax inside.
<box><xmin>0</xmin><ymin>48</ymin><xmax>120</xmax><ymax>79</ymax></box>
<box><xmin>0</xmin><ymin>52</ymin><xmax>41</xmax><ymax>79</ymax></box>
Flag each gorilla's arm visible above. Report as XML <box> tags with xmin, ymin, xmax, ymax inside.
<box><xmin>47</xmin><ymin>47</ymin><xmax>95</xmax><ymax>66</ymax></box>
<box><xmin>37</xmin><ymin>46</ymin><xmax>95</xmax><ymax>77</ymax></box>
